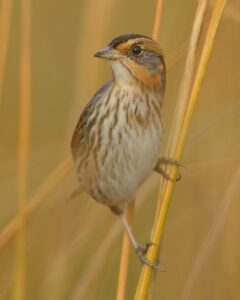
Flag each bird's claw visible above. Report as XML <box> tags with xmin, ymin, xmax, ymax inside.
<box><xmin>154</xmin><ymin>156</ymin><xmax>184</xmax><ymax>181</ymax></box>
<box><xmin>135</xmin><ymin>243</ymin><xmax>165</xmax><ymax>271</ymax></box>
<box><xmin>158</xmin><ymin>156</ymin><xmax>185</xmax><ymax>168</ymax></box>
<box><xmin>136</xmin><ymin>241</ymin><xmax>154</xmax><ymax>255</ymax></box>
<box><xmin>155</xmin><ymin>168</ymin><xmax>182</xmax><ymax>181</ymax></box>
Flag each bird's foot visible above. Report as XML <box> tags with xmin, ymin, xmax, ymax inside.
<box><xmin>135</xmin><ymin>242</ymin><xmax>164</xmax><ymax>271</ymax></box>
<box><xmin>136</xmin><ymin>241</ymin><xmax>153</xmax><ymax>255</ymax></box>
<box><xmin>154</xmin><ymin>156</ymin><xmax>185</xmax><ymax>181</ymax></box>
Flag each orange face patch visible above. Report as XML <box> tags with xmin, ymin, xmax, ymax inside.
<box><xmin>123</xmin><ymin>58</ymin><xmax>162</xmax><ymax>86</ymax></box>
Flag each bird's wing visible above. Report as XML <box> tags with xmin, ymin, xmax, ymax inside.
<box><xmin>71</xmin><ymin>81</ymin><xmax>113</xmax><ymax>160</ymax></box>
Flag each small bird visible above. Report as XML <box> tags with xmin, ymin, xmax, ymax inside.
<box><xmin>71</xmin><ymin>33</ymin><xmax>169</xmax><ymax>268</ymax></box>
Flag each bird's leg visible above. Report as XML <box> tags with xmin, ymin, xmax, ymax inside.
<box><xmin>154</xmin><ymin>156</ymin><xmax>184</xmax><ymax>181</ymax></box>
<box><xmin>110</xmin><ymin>206</ymin><xmax>160</xmax><ymax>269</ymax></box>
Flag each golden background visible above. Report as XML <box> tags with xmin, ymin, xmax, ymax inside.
<box><xmin>0</xmin><ymin>0</ymin><xmax>240</xmax><ymax>299</ymax></box>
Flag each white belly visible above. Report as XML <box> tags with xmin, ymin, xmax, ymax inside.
<box><xmin>102</xmin><ymin>124</ymin><xmax>162</xmax><ymax>205</ymax></box>
<box><xmin>77</xmin><ymin>120</ymin><xmax>162</xmax><ymax>208</ymax></box>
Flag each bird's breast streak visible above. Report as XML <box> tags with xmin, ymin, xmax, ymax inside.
<box><xmin>77</xmin><ymin>85</ymin><xmax>163</xmax><ymax>206</ymax></box>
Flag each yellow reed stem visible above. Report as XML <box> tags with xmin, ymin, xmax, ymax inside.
<box><xmin>115</xmin><ymin>1</ymin><xmax>165</xmax><ymax>298</ymax></box>
<box><xmin>152</xmin><ymin>0</ymin><xmax>164</xmax><ymax>41</ymax></box>
<box><xmin>116</xmin><ymin>201</ymin><xmax>135</xmax><ymax>300</ymax></box>
<box><xmin>0</xmin><ymin>0</ymin><xmax>13</xmax><ymax>109</ymax></box>
<box><xmin>134</xmin><ymin>0</ymin><xmax>227</xmax><ymax>298</ymax></box>
<box><xmin>14</xmin><ymin>0</ymin><xmax>31</xmax><ymax>299</ymax></box>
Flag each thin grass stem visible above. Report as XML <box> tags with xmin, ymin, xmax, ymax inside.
<box><xmin>152</xmin><ymin>0</ymin><xmax>164</xmax><ymax>41</ymax></box>
<box><xmin>0</xmin><ymin>0</ymin><xmax>13</xmax><ymax>109</ymax></box>
<box><xmin>116</xmin><ymin>201</ymin><xmax>135</xmax><ymax>300</ymax></box>
<box><xmin>14</xmin><ymin>0</ymin><xmax>32</xmax><ymax>299</ymax></box>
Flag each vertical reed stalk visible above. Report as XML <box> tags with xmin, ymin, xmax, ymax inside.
<box><xmin>0</xmin><ymin>0</ymin><xmax>13</xmax><ymax>108</ymax></box>
<box><xmin>116</xmin><ymin>201</ymin><xmax>135</xmax><ymax>300</ymax></box>
<box><xmin>116</xmin><ymin>1</ymin><xmax>164</xmax><ymax>298</ymax></box>
<box><xmin>14</xmin><ymin>0</ymin><xmax>31</xmax><ymax>299</ymax></box>
<box><xmin>152</xmin><ymin>0</ymin><xmax>164</xmax><ymax>41</ymax></box>
<box><xmin>134</xmin><ymin>0</ymin><xmax>227</xmax><ymax>298</ymax></box>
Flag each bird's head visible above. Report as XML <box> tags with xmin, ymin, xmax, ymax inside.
<box><xmin>94</xmin><ymin>34</ymin><xmax>166</xmax><ymax>89</ymax></box>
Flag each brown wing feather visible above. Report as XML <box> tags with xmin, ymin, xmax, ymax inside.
<box><xmin>71</xmin><ymin>81</ymin><xmax>113</xmax><ymax>160</ymax></box>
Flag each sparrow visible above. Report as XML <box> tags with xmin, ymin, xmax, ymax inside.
<box><xmin>71</xmin><ymin>33</ymin><xmax>169</xmax><ymax>268</ymax></box>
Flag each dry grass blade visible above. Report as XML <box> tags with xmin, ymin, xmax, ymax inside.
<box><xmin>0</xmin><ymin>156</ymin><xmax>73</xmax><ymax>250</ymax></box>
<box><xmin>180</xmin><ymin>165</ymin><xmax>240</xmax><ymax>300</ymax></box>
<box><xmin>152</xmin><ymin>0</ymin><xmax>164</xmax><ymax>41</ymax></box>
<box><xmin>0</xmin><ymin>0</ymin><xmax>13</xmax><ymax>109</ymax></box>
<box><xmin>14</xmin><ymin>0</ymin><xmax>31</xmax><ymax>299</ymax></box>
<box><xmin>116</xmin><ymin>201</ymin><xmax>135</xmax><ymax>300</ymax></box>
<box><xmin>116</xmin><ymin>1</ymin><xmax>165</xmax><ymax>298</ymax></box>
<box><xmin>212</xmin><ymin>1</ymin><xmax>240</xmax><ymax>24</ymax></box>
<box><xmin>134</xmin><ymin>0</ymin><xmax>229</xmax><ymax>298</ymax></box>
<box><xmin>166</xmin><ymin>0</ymin><xmax>208</xmax><ymax>155</ymax></box>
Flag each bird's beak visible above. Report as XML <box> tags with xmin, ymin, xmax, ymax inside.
<box><xmin>94</xmin><ymin>46</ymin><xmax>120</xmax><ymax>60</ymax></box>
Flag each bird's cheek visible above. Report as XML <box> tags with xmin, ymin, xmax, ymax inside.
<box><xmin>126</xmin><ymin>60</ymin><xmax>155</xmax><ymax>84</ymax></box>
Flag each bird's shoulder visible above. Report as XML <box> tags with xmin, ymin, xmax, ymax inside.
<box><xmin>71</xmin><ymin>80</ymin><xmax>113</xmax><ymax>160</ymax></box>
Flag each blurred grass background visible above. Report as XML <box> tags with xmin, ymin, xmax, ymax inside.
<box><xmin>0</xmin><ymin>0</ymin><xmax>240</xmax><ymax>299</ymax></box>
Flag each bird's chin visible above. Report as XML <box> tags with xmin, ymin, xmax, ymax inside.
<box><xmin>109</xmin><ymin>60</ymin><xmax>132</xmax><ymax>82</ymax></box>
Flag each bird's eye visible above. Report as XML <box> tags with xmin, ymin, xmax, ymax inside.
<box><xmin>131</xmin><ymin>45</ymin><xmax>143</xmax><ymax>56</ymax></box>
